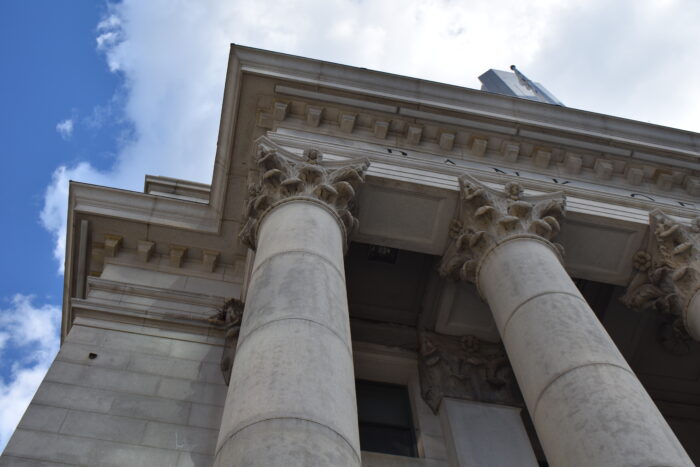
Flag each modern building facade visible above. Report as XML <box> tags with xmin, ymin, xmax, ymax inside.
<box><xmin>2</xmin><ymin>45</ymin><xmax>700</xmax><ymax>466</ymax></box>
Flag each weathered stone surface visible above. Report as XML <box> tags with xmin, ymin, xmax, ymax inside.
<box><xmin>535</xmin><ymin>364</ymin><xmax>692</xmax><ymax>467</ymax></box>
<box><xmin>1</xmin><ymin>324</ymin><xmax>225</xmax><ymax>466</ymax></box>
<box><xmin>215</xmin><ymin>418</ymin><xmax>359</xmax><ymax>467</ymax></box>
<box><xmin>216</xmin><ymin>199</ymin><xmax>362</xmax><ymax>466</ymax></box>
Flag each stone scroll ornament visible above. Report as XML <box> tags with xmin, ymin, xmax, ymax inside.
<box><xmin>208</xmin><ymin>298</ymin><xmax>244</xmax><ymax>385</ymax></box>
<box><xmin>622</xmin><ymin>211</ymin><xmax>700</xmax><ymax>355</ymax></box>
<box><xmin>239</xmin><ymin>139</ymin><xmax>370</xmax><ymax>250</ymax></box>
<box><xmin>439</xmin><ymin>174</ymin><xmax>566</xmax><ymax>283</ymax></box>
<box><xmin>418</xmin><ymin>331</ymin><xmax>522</xmax><ymax>413</ymax></box>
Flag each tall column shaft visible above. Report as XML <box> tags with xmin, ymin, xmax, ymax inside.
<box><xmin>478</xmin><ymin>237</ymin><xmax>692</xmax><ymax>467</ymax></box>
<box><xmin>441</xmin><ymin>175</ymin><xmax>693</xmax><ymax>466</ymax></box>
<box><xmin>215</xmin><ymin>200</ymin><xmax>360</xmax><ymax>466</ymax></box>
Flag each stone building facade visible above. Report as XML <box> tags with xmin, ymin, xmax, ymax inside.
<box><xmin>2</xmin><ymin>45</ymin><xmax>700</xmax><ymax>466</ymax></box>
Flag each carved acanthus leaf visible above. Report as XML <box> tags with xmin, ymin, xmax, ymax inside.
<box><xmin>622</xmin><ymin>211</ymin><xmax>700</xmax><ymax>349</ymax></box>
<box><xmin>208</xmin><ymin>298</ymin><xmax>245</xmax><ymax>385</ymax></box>
<box><xmin>439</xmin><ymin>174</ymin><xmax>566</xmax><ymax>283</ymax></box>
<box><xmin>239</xmin><ymin>139</ymin><xmax>370</xmax><ymax>249</ymax></box>
<box><xmin>417</xmin><ymin>331</ymin><xmax>521</xmax><ymax>413</ymax></box>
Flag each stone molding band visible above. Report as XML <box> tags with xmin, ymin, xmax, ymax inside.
<box><xmin>249</xmin><ymin>245</ymin><xmax>347</xmax><ymax>281</ymax></box>
<box><xmin>236</xmin><ymin>316</ymin><xmax>354</xmax><ymax>359</ymax></box>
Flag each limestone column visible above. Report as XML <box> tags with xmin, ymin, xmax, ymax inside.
<box><xmin>214</xmin><ymin>141</ymin><xmax>369</xmax><ymax>466</ymax></box>
<box><xmin>623</xmin><ymin>211</ymin><xmax>700</xmax><ymax>352</ymax></box>
<box><xmin>440</xmin><ymin>175</ymin><xmax>692</xmax><ymax>467</ymax></box>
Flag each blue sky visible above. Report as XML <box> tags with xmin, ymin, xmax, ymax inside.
<box><xmin>1</xmin><ymin>2</ymin><xmax>119</xmax><ymax>298</ymax></box>
<box><xmin>1</xmin><ymin>0</ymin><xmax>699</xmax><ymax>452</ymax></box>
<box><xmin>0</xmin><ymin>3</ymin><xmax>125</xmax><ymax>447</ymax></box>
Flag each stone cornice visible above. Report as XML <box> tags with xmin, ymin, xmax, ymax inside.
<box><xmin>234</xmin><ymin>46</ymin><xmax>699</xmax><ymax>158</ymax></box>
<box><xmin>239</xmin><ymin>136</ymin><xmax>370</xmax><ymax>250</ymax></box>
<box><xmin>61</xmin><ymin>45</ymin><xmax>700</xmax><ymax>342</ymax></box>
<box><xmin>269</xmin><ymin>131</ymin><xmax>698</xmax><ymax>225</ymax></box>
<box><xmin>623</xmin><ymin>211</ymin><xmax>700</xmax><ymax>350</ymax></box>
<box><xmin>261</xmin><ymin>97</ymin><xmax>699</xmax><ymax>207</ymax></box>
<box><xmin>71</xmin><ymin>182</ymin><xmax>221</xmax><ymax>233</ymax></box>
<box><xmin>440</xmin><ymin>174</ymin><xmax>566</xmax><ymax>287</ymax></box>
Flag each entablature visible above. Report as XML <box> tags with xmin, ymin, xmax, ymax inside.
<box><xmin>61</xmin><ymin>45</ymin><xmax>700</xmax><ymax>343</ymax></box>
<box><xmin>259</xmin><ymin>96</ymin><xmax>699</xmax><ymax>213</ymax></box>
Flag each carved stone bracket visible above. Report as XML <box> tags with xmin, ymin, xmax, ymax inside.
<box><xmin>208</xmin><ymin>298</ymin><xmax>245</xmax><ymax>385</ymax></box>
<box><xmin>239</xmin><ymin>138</ymin><xmax>370</xmax><ymax>250</ymax></box>
<box><xmin>622</xmin><ymin>210</ymin><xmax>700</xmax><ymax>352</ymax></box>
<box><xmin>440</xmin><ymin>174</ymin><xmax>566</xmax><ymax>285</ymax></box>
<box><xmin>418</xmin><ymin>331</ymin><xmax>522</xmax><ymax>413</ymax></box>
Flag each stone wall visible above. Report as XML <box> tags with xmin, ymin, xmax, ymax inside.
<box><xmin>1</xmin><ymin>318</ymin><xmax>226</xmax><ymax>467</ymax></box>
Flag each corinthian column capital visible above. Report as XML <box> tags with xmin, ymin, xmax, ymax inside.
<box><xmin>239</xmin><ymin>138</ymin><xmax>370</xmax><ymax>250</ymax></box>
<box><xmin>440</xmin><ymin>174</ymin><xmax>566</xmax><ymax>284</ymax></box>
<box><xmin>622</xmin><ymin>210</ymin><xmax>700</xmax><ymax>349</ymax></box>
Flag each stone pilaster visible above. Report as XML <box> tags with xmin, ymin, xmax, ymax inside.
<box><xmin>417</xmin><ymin>331</ymin><xmax>521</xmax><ymax>413</ymax></box>
<box><xmin>214</xmin><ymin>140</ymin><xmax>368</xmax><ymax>467</ymax></box>
<box><xmin>622</xmin><ymin>210</ymin><xmax>700</xmax><ymax>352</ymax></box>
<box><xmin>441</xmin><ymin>174</ymin><xmax>692</xmax><ymax>467</ymax></box>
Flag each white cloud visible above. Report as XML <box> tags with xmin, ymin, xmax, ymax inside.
<box><xmin>40</xmin><ymin>0</ymin><xmax>700</xmax><ymax>269</ymax></box>
<box><xmin>0</xmin><ymin>295</ymin><xmax>61</xmax><ymax>453</ymax></box>
<box><xmin>55</xmin><ymin>119</ymin><xmax>74</xmax><ymax>140</ymax></box>
<box><xmin>40</xmin><ymin>163</ymin><xmax>110</xmax><ymax>272</ymax></box>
